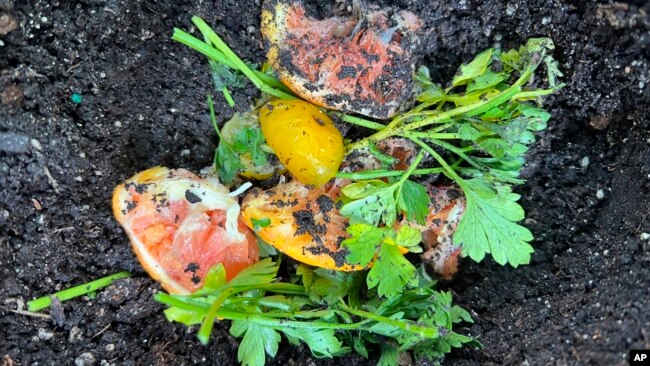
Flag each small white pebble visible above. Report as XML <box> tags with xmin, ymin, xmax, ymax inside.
<box><xmin>580</xmin><ymin>156</ymin><xmax>590</xmax><ymax>168</ymax></box>
<box><xmin>31</xmin><ymin>139</ymin><xmax>43</xmax><ymax>151</ymax></box>
<box><xmin>41</xmin><ymin>16</ymin><xmax>48</xmax><ymax>22</ymax></box>
<box><xmin>79</xmin><ymin>152</ymin><xmax>86</xmax><ymax>158</ymax></box>
<box><xmin>114</xmin><ymin>121</ymin><xmax>122</xmax><ymax>127</ymax></box>
<box><xmin>138</xmin><ymin>114</ymin><xmax>144</xmax><ymax>121</ymax></box>
<box><xmin>105</xmin><ymin>343</ymin><xmax>115</xmax><ymax>352</ymax></box>
<box><xmin>624</xmin><ymin>66</ymin><xmax>631</xmax><ymax>73</ymax></box>
<box><xmin>180</xmin><ymin>149</ymin><xmax>190</xmax><ymax>157</ymax></box>
<box><xmin>596</xmin><ymin>189</ymin><xmax>605</xmax><ymax>200</ymax></box>
<box><xmin>168</xmin><ymin>108</ymin><xmax>177</xmax><ymax>114</ymax></box>
<box><xmin>94</xmin><ymin>170</ymin><xmax>103</xmax><ymax>176</ymax></box>
<box><xmin>542</xmin><ymin>17</ymin><xmax>550</xmax><ymax>25</ymax></box>
<box><xmin>99</xmin><ymin>72</ymin><xmax>106</xmax><ymax>78</ymax></box>
<box><xmin>75</xmin><ymin>176</ymin><xmax>83</xmax><ymax>182</ymax></box>
<box><xmin>603</xmin><ymin>250</ymin><xmax>609</xmax><ymax>256</ymax></box>
<box><xmin>38</xmin><ymin>328</ymin><xmax>54</xmax><ymax>340</ymax></box>
<box><xmin>640</xmin><ymin>233</ymin><xmax>650</xmax><ymax>241</ymax></box>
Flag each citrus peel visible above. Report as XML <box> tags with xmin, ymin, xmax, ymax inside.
<box><xmin>113</xmin><ymin>167</ymin><xmax>259</xmax><ymax>294</ymax></box>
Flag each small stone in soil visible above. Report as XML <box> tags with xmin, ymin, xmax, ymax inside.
<box><xmin>74</xmin><ymin>352</ymin><xmax>96</xmax><ymax>366</ymax></box>
<box><xmin>38</xmin><ymin>328</ymin><xmax>54</xmax><ymax>340</ymax></box>
<box><xmin>0</xmin><ymin>132</ymin><xmax>30</xmax><ymax>153</ymax></box>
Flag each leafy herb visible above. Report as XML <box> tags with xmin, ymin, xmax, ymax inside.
<box><xmin>341</xmin><ymin>38</ymin><xmax>562</xmax><ymax>267</ymax></box>
<box><xmin>207</xmin><ymin>96</ymin><xmax>270</xmax><ymax>184</ymax></box>
<box><xmin>250</xmin><ymin>217</ymin><xmax>271</xmax><ymax>232</ymax></box>
<box><xmin>340</xmin><ymin>152</ymin><xmax>430</xmax><ymax>226</ymax></box>
<box><xmin>156</xmin><ymin>258</ymin><xmax>477</xmax><ymax>366</ymax></box>
<box><xmin>342</xmin><ymin>223</ymin><xmax>421</xmax><ymax>298</ymax></box>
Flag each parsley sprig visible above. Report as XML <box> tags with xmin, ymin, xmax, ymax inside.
<box><xmin>155</xmin><ymin>259</ymin><xmax>478</xmax><ymax>366</ymax></box>
<box><xmin>339</xmin><ymin>38</ymin><xmax>563</xmax><ymax>267</ymax></box>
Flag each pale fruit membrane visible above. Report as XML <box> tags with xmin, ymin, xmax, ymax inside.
<box><xmin>418</xmin><ymin>186</ymin><xmax>466</xmax><ymax>279</ymax></box>
<box><xmin>112</xmin><ymin>167</ymin><xmax>259</xmax><ymax>294</ymax></box>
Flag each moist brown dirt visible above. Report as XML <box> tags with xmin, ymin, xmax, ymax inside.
<box><xmin>1</xmin><ymin>1</ymin><xmax>649</xmax><ymax>365</ymax></box>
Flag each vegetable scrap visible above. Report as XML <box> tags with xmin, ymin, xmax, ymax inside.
<box><xmin>259</xmin><ymin>99</ymin><xmax>344</xmax><ymax>187</ymax></box>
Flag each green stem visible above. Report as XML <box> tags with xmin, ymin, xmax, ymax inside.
<box><xmin>335</xmin><ymin>167</ymin><xmax>445</xmax><ymax>180</ymax></box>
<box><xmin>338</xmin><ymin>114</ymin><xmax>386</xmax><ymax>130</ymax></box>
<box><xmin>407</xmin><ymin>132</ymin><xmax>460</xmax><ymax>140</ymax></box>
<box><xmin>28</xmin><ymin>271</ymin><xmax>131</xmax><ymax>312</ymax></box>
<box><xmin>198</xmin><ymin>288</ymin><xmax>235</xmax><ymax>344</ymax></box>
<box><xmin>347</xmin><ymin>66</ymin><xmax>534</xmax><ymax>152</ymax></box>
<box><xmin>409</xmin><ymin>138</ymin><xmax>464</xmax><ymax>184</ymax></box>
<box><xmin>173</xmin><ymin>27</ymin><xmax>294</xmax><ymax>99</ymax></box>
<box><xmin>155</xmin><ymin>292</ymin><xmax>211</xmax><ymax>312</ymax></box>
<box><xmin>191</xmin><ymin>17</ymin><xmax>296</xmax><ymax>100</ymax></box>
<box><xmin>398</xmin><ymin>151</ymin><xmax>425</xmax><ymax>185</ymax></box>
<box><xmin>221</xmin><ymin>87</ymin><xmax>235</xmax><ymax>107</ymax></box>
<box><xmin>207</xmin><ymin>95</ymin><xmax>222</xmax><ymax>138</ymax></box>
<box><xmin>513</xmin><ymin>86</ymin><xmax>561</xmax><ymax>100</ymax></box>
<box><xmin>404</xmin><ymin>134</ymin><xmax>482</xmax><ymax>171</ymax></box>
<box><xmin>338</xmin><ymin>300</ymin><xmax>439</xmax><ymax>339</ymax></box>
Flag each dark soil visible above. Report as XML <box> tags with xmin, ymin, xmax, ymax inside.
<box><xmin>1</xmin><ymin>0</ymin><xmax>649</xmax><ymax>365</ymax></box>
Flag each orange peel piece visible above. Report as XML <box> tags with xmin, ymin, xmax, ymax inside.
<box><xmin>241</xmin><ymin>180</ymin><xmax>361</xmax><ymax>271</ymax></box>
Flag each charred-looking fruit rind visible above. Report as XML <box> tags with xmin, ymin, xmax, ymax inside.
<box><xmin>241</xmin><ymin>180</ymin><xmax>361</xmax><ymax>271</ymax></box>
<box><xmin>262</xmin><ymin>0</ymin><xmax>422</xmax><ymax>119</ymax></box>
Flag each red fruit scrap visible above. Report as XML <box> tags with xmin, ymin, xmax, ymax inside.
<box><xmin>261</xmin><ymin>0</ymin><xmax>423</xmax><ymax>119</ymax></box>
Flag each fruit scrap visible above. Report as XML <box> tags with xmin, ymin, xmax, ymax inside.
<box><xmin>418</xmin><ymin>185</ymin><xmax>466</xmax><ymax>279</ymax></box>
<box><xmin>259</xmin><ymin>99</ymin><xmax>344</xmax><ymax>187</ymax></box>
<box><xmin>241</xmin><ymin>179</ymin><xmax>360</xmax><ymax>271</ymax></box>
<box><xmin>112</xmin><ymin>167</ymin><xmax>259</xmax><ymax>294</ymax></box>
<box><xmin>261</xmin><ymin>0</ymin><xmax>422</xmax><ymax>119</ymax></box>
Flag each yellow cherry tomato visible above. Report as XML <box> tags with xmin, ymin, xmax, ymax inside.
<box><xmin>259</xmin><ymin>99</ymin><xmax>344</xmax><ymax>187</ymax></box>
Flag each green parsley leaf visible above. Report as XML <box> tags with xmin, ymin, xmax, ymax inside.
<box><xmin>377</xmin><ymin>344</ymin><xmax>399</xmax><ymax>366</ymax></box>
<box><xmin>215</xmin><ymin>140</ymin><xmax>242</xmax><ymax>184</ymax></box>
<box><xmin>227</xmin><ymin>257</ymin><xmax>278</xmax><ymax>287</ymax></box>
<box><xmin>340</xmin><ymin>184</ymin><xmax>398</xmax><ymax>226</ymax></box>
<box><xmin>231</xmin><ymin>125</ymin><xmax>268</xmax><ymax>166</ymax></box>
<box><xmin>452</xmin><ymin>48</ymin><xmax>493</xmax><ymax>87</ymax></box>
<box><xmin>453</xmin><ymin>179</ymin><xmax>534</xmax><ymax>266</ymax></box>
<box><xmin>282</xmin><ymin>328</ymin><xmax>348</xmax><ymax>358</ymax></box>
<box><xmin>397</xmin><ymin>180</ymin><xmax>430</xmax><ymax>224</ymax></box>
<box><xmin>201</xmin><ymin>264</ymin><xmax>227</xmax><ymax>292</ymax></box>
<box><xmin>231</xmin><ymin>321</ymin><xmax>280</xmax><ymax>366</ymax></box>
<box><xmin>251</xmin><ymin>217</ymin><xmax>271</xmax><ymax>232</ymax></box>
<box><xmin>395</xmin><ymin>225</ymin><xmax>423</xmax><ymax>252</ymax></box>
<box><xmin>256</xmin><ymin>237</ymin><xmax>277</xmax><ymax>257</ymax></box>
<box><xmin>466</xmin><ymin>70</ymin><xmax>507</xmax><ymax>92</ymax></box>
<box><xmin>341</xmin><ymin>224</ymin><xmax>386</xmax><ymax>266</ymax></box>
<box><xmin>368</xmin><ymin>243</ymin><xmax>417</xmax><ymax>298</ymax></box>
<box><xmin>543</xmin><ymin>55</ymin><xmax>564</xmax><ymax>88</ymax></box>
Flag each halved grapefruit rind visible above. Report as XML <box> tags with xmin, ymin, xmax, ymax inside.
<box><xmin>112</xmin><ymin>167</ymin><xmax>259</xmax><ymax>294</ymax></box>
<box><xmin>261</xmin><ymin>0</ymin><xmax>422</xmax><ymax>119</ymax></box>
<box><xmin>241</xmin><ymin>180</ymin><xmax>361</xmax><ymax>271</ymax></box>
